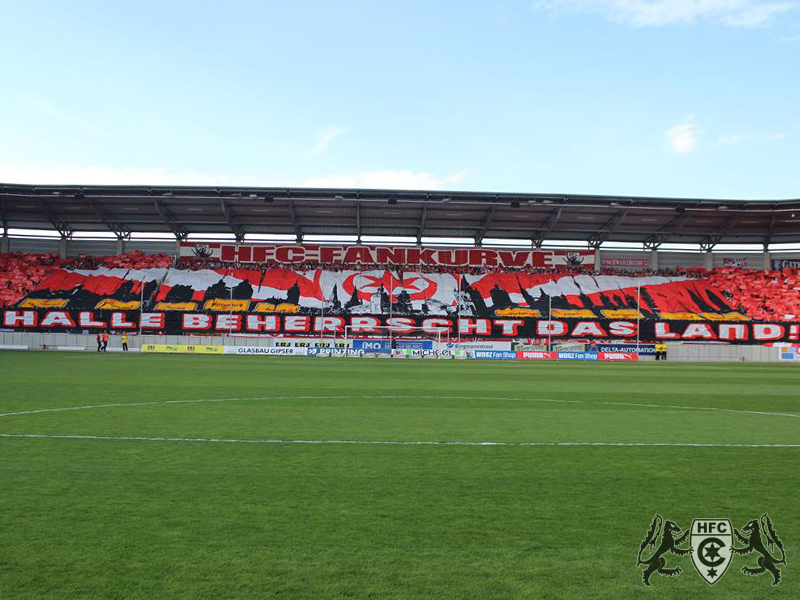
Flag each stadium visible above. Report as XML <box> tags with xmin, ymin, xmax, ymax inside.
<box><xmin>1</xmin><ymin>182</ymin><xmax>798</xmax><ymax>598</ymax></box>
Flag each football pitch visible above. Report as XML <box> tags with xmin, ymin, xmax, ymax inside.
<box><xmin>1</xmin><ymin>352</ymin><xmax>798</xmax><ymax>599</ymax></box>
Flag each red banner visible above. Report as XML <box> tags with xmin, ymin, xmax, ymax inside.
<box><xmin>597</xmin><ymin>351</ymin><xmax>639</xmax><ymax>361</ymax></box>
<box><xmin>516</xmin><ymin>350</ymin><xmax>558</xmax><ymax>360</ymax></box>
<box><xmin>179</xmin><ymin>242</ymin><xmax>595</xmax><ymax>268</ymax></box>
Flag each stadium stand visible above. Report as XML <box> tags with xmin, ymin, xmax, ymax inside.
<box><xmin>1</xmin><ymin>253</ymin><xmax>66</xmax><ymax>308</ymax></box>
<box><xmin>1</xmin><ymin>251</ymin><xmax>172</xmax><ymax>307</ymax></box>
<box><xmin>3</xmin><ymin>184</ymin><xmax>800</xmax><ymax>343</ymax></box>
<box><xmin>2</xmin><ymin>249</ymin><xmax>794</xmax><ymax>321</ymax></box>
<box><xmin>707</xmin><ymin>267</ymin><xmax>800</xmax><ymax>321</ymax></box>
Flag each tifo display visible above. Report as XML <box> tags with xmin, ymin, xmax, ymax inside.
<box><xmin>3</xmin><ymin>247</ymin><xmax>800</xmax><ymax>343</ymax></box>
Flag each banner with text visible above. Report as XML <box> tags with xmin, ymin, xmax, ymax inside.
<box><xmin>180</xmin><ymin>242</ymin><xmax>595</xmax><ymax>268</ymax></box>
<box><xmin>5</xmin><ymin>310</ymin><xmax>800</xmax><ymax>343</ymax></box>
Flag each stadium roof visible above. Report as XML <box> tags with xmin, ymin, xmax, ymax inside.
<box><xmin>1</xmin><ymin>182</ymin><xmax>799</xmax><ymax>249</ymax></box>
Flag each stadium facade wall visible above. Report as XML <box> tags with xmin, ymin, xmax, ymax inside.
<box><xmin>7</xmin><ymin>237</ymin><xmax>800</xmax><ymax>271</ymax></box>
<box><xmin>5</xmin><ymin>237</ymin><xmax>61</xmax><ymax>255</ymax></box>
<box><xmin>67</xmin><ymin>240</ymin><xmax>118</xmax><ymax>257</ymax></box>
<box><xmin>653</xmin><ymin>251</ymin><xmax>705</xmax><ymax>270</ymax></box>
<box><xmin>3</xmin><ymin>237</ymin><xmax>176</xmax><ymax>257</ymax></box>
<box><xmin>125</xmin><ymin>240</ymin><xmax>177</xmax><ymax>255</ymax></box>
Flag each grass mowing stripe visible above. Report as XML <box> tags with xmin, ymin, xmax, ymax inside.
<box><xmin>1</xmin><ymin>395</ymin><xmax>799</xmax><ymax>420</ymax></box>
<box><xmin>3</xmin><ymin>432</ymin><xmax>800</xmax><ymax>447</ymax></box>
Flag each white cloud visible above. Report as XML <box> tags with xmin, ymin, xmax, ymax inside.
<box><xmin>666</xmin><ymin>122</ymin><xmax>700</xmax><ymax>154</ymax></box>
<box><xmin>771</xmin><ymin>131</ymin><xmax>787</xmax><ymax>139</ymax></box>
<box><xmin>718</xmin><ymin>133</ymin><xmax>747</xmax><ymax>145</ymax></box>
<box><xmin>302</xmin><ymin>169</ymin><xmax>469</xmax><ymax>190</ymax></box>
<box><xmin>532</xmin><ymin>0</ymin><xmax>795</xmax><ymax>27</ymax></box>
<box><xmin>0</xmin><ymin>161</ymin><xmax>468</xmax><ymax>191</ymax></box>
<box><xmin>445</xmin><ymin>169</ymin><xmax>470</xmax><ymax>185</ymax></box>
<box><xmin>309</xmin><ymin>126</ymin><xmax>348</xmax><ymax>156</ymax></box>
<box><xmin>27</xmin><ymin>98</ymin><xmax>104</xmax><ymax>134</ymax></box>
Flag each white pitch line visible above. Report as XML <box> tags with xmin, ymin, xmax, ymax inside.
<box><xmin>0</xmin><ymin>395</ymin><xmax>798</xmax><ymax>420</ymax></box>
<box><xmin>1</xmin><ymin>432</ymin><xmax>799</xmax><ymax>448</ymax></box>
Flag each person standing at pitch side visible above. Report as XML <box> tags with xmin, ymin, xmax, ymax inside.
<box><xmin>102</xmin><ymin>331</ymin><xmax>109</xmax><ymax>352</ymax></box>
<box><xmin>121</xmin><ymin>333</ymin><xmax>129</xmax><ymax>352</ymax></box>
<box><xmin>96</xmin><ymin>332</ymin><xmax>102</xmax><ymax>352</ymax></box>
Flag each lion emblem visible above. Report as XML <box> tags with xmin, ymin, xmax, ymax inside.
<box><xmin>564</xmin><ymin>252</ymin><xmax>584</xmax><ymax>267</ymax></box>
<box><xmin>192</xmin><ymin>244</ymin><xmax>213</xmax><ymax>258</ymax></box>
<box><xmin>731</xmin><ymin>513</ymin><xmax>786</xmax><ymax>586</ymax></box>
<box><xmin>637</xmin><ymin>514</ymin><xmax>692</xmax><ymax>586</ymax></box>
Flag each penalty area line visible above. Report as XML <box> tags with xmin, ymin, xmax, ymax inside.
<box><xmin>0</xmin><ymin>433</ymin><xmax>799</xmax><ymax>448</ymax></box>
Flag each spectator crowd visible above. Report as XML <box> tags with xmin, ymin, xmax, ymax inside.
<box><xmin>3</xmin><ymin>251</ymin><xmax>800</xmax><ymax>319</ymax></box>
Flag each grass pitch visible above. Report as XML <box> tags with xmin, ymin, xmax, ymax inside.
<box><xmin>1</xmin><ymin>352</ymin><xmax>798</xmax><ymax>599</ymax></box>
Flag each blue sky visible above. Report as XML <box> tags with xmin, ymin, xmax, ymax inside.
<box><xmin>0</xmin><ymin>0</ymin><xmax>797</xmax><ymax>199</ymax></box>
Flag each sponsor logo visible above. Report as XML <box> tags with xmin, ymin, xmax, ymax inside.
<box><xmin>773</xmin><ymin>258</ymin><xmax>800</xmax><ymax>270</ymax></box>
<box><xmin>203</xmin><ymin>299</ymin><xmax>251</xmax><ymax>312</ymax></box>
<box><xmin>224</xmin><ymin>346</ymin><xmax>302</xmax><ymax>355</ymax></box>
<box><xmin>601</xmin><ymin>257</ymin><xmax>650</xmax><ymax>268</ymax></box>
<box><xmin>597</xmin><ymin>352</ymin><xmax>639</xmax><ymax>361</ymax></box>
<box><xmin>474</xmin><ymin>350</ymin><xmax>517</xmax><ymax>359</ymax></box>
<box><xmin>94</xmin><ymin>299</ymin><xmax>141</xmax><ymax>310</ymax></box>
<box><xmin>18</xmin><ymin>298</ymin><xmax>69</xmax><ymax>309</ymax></box>
<box><xmin>306</xmin><ymin>348</ymin><xmax>362</xmax><ymax>356</ymax></box>
<box><xmin>154</xmin><ymin>302</ymin><xmax>198</xmax><ymax>311</ymax></box>
<box><xmin>252</xmin><ymin>302</ymin><xmax>299</xmax><ymax>313</ymax></box>
<box><xmin>516</xmin><ymin>351</ymin><xmax>557</xmax><ymax>360</ymax></box>
<box><xmin>140</xmin><ymin>344</ymin><xmax>222</xmax><ymax>354</ymax></box>
<box><xmin>556</xmin><ymin>352</ymin><xmax>598</xmax><ymax>360</ymax></box>
<box><xmin>595</xmin><ymin>344</ymin><xmax>655</xmax><ymax>355</ymax></box>
<box><xmin>638</xmin><ymin>514</ymin><xmax>786</xmax><ymax>587</ymax></box>
<box><xmin>392</xmin><ymin>349</ymin><xmax>463</xmax><ymax>357</ymax></box>
<box><xmin>447</xmin><ymin>341</ymin><xmax>513</xmax><ymax>351</ymax></box>
<box><xmin>353</xmin><ymin>339</ymin><xmax>392</xmax><ymax>351</ymax></box>
<box><xmin>495</xmin><ymin>307</ymin><xmax>541</xmax><ymax>317</ymax></box>
<box><xmin>396</xmin><ymin>340</ymin><xmax>432</xmax><ymax>350</ymax></box>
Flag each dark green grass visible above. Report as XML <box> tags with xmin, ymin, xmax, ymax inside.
<box><xmin>1</xmin><ymin>353</ymin><xmax>799</xmax><ymax>599</ymax></box>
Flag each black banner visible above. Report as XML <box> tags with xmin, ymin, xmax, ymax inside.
<box><xmin>3</xmin><ymin>309</ymin><xmax>799</xmax><ymax>344</ymax></box>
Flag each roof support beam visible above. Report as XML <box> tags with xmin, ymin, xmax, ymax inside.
<box><xmin>355</xmin><ymin>203</ymin><xmax>361</xmax><ymax>243</ymax></box>
<box><xmin>532</xmin><ymin>208</ymin><xmax>561</xmax><ymax>247</ymax></box>
<box><xmin>0</xmin><ymin>197</ymin><xmax>7</xmax><ymax>234</ymax></box>
<box><xmin>220</xmin><ymin>199</ymin><xmax>244</xmax><ymax>242</ymax></box>
<box><xmin>476</xmin><ymin>205</ymin><xmax>496</xmax><ymax>246</ymax></box>
<box><xmin>153</xmin><ymin>198</ymin><xmax>188</xmax><ymax>240</ymax></box>
<box><xmin>38</xmin><ymin>200</ymin><xmax>73</xmax><ymax>238</ymax></box>
<box><xmin>765</xmin><ymin>208</ymin><xmax>778</xmax><ymax>246</ymax></box>
<box><xmin>700</xmin><ymin>214</ymin><xmax>740</xmax><ymax>251</ymax></box>
<box><xmin>588</xmin><ymin>209</ymin><xmax>627</xmax><ymax>248</ymax></box>
<box><xmin>288</xmin><ymin>201</ymin><xmax>302</xmax><ymax>243</ymax></box>
<box><xmin>644</xmin><ymin>209</ymin><xmax>694</xmax><ymax>247</ymax></box>
<box><xmin>88</xmin><ymin>198</ymin><xmax>130</xmax><ymax>240</ymax></box>
<box><xmin>417</xmin><ymin>203</ymin><xmax>428</xmax><ymax>244</ymax></box>
<box><xmin>643</xmin><ymin>238</ymin><xmax>661</xmax><ymax>251</ymax></box>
